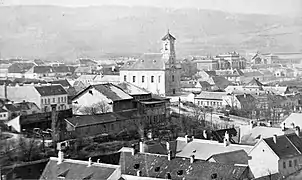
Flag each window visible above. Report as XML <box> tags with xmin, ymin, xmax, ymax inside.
<box><xmin>294</xmin><ymin>159</ymin><xmax>298</xmax><ymax>166</ymax></box>
<box><xmin>198</xmin><ymin>101</ymin><xmax>200</xmax><ymax>105</ymax></box>
<box><xmin>0</xmin><ymin>114</ymin><xmax>2</xmax><ymax>117</ymax></box>
<box><xmin>283</xmin><ymin>162</ymin><xmax>286</xmax><ymax>169</ymax></box>
<box><xmin>134</xmin><ymin>164</ymin><xmax>140</xmax><ymax>169</ymax></box>
<box><xmin>53</xmin><ymin>98</ymin><xmax>55</xmax><ymax>103</ymax></box>
<box><xmin>133</xmin><ymin>76</ymin><xmax>136</xmax><ymax>83</ymax></box>
<box><xmin>61</xmin><ymin>97</ymin><xmax>63</xmax><ymax>102</ymax></box>
<box><xmin>142</xmin><ymin>76</ymin><xmax>145</xmax><ymax>83</ymax></box>
<box><xmin>172</xmin><ymin>75</ymin><xmax>175</xmax><ymax>82</ymax></box>
<box><xmin>41</xmin><ymin>99</ymin><xmax>43</xmax><ymax>105</ymax></box>
<box><xmin>155</xmin><ymin>167</ymin><xmax>160</xmax><ymax>172</ymax></box>
<box><xmin>151</xmin><ymin>76</ymin><xmax>154</xmax><ymax>83</ymax></box>
<box><xmin>48</xmin><ymin>98</ymin><xmax>50</xmax><ymax>104</ymax></box>
<box><xmin>124</xmin><ymin>75</ymin><xmax>127</xmax><ymax>81</ymax></box>
<box><xmin>3</xmin><ymin>114</ymin><xmax>5</xmax><ymax>117</ymax></box>
<box><xmin>289</xmin><ymin>160</ymin><xmax>292</xmax><ymax>167</ymax></box>
<box><xmin>173</xmin><ymin>89</ymin><xmax>176</xmax><ymax>94</ymax></box>
<box><xmin>158</xmin><ymin>76</ymin><xmax>161</xmax><ymax>83</ymax></box>
<box><xmin>58</xmin><ymin>97</ymin><xmax>60</xmax><ymax>103</ymax></box>
<box><xmin>64</xmin><ymin>96</ymin><xmax>67</xmax><ymax>102</ymax></box>
<box><xmin>177</xmin><ymin>170</ymin><xmax>183</xmax><ymax>176</ymax></box>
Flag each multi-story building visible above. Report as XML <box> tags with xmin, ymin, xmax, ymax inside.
<box><xmin>0</xmin><ymin>84</ymin><xmax>69</xmax><ymax>112</ymax></box>
<box><xmin>120</xmin><ymin>31</ymin><xmax>181</xmax><ymax>96</ymax></box>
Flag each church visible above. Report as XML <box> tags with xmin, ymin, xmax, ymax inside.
<box><xmin>120</xmin><ymin>31</ymin><xmax>181</xmax><ymax>96</ymax></box>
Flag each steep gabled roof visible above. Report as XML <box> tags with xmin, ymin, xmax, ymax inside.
<box><xmin>40</xmin><ymin>157</ymin><xmax>120</xmax><ymax>180</ymax></box>
<box><xmin>120</xmin><ymin>53</ymin><xmax>165</xmax><ymax>70</ymax></box>
<box><xmin>263</xmin><ymin>133</ymin><xmax>302</xmax><ymax>159</ymax></box>
<box><xmin>161</xmin><ymin>32</ymin><xmax>176</xmax><ymax>41</ymax></box>
<box><xmin>8</xmin><ymin>63</ymin><xmax>35</xmax><ymax>73</ymax></box>
<box><xmin>212</xmin><ymin>76</ymin><xmax>232</xmax><ymax>89</ymax></box>
<box><xmin>117</xmin><ymin>82</ymin><xmax>150</xmax><ymax>96</ymax></box>
<box><xmin>245</xmin><ymin>78</ymin><xmax>263</xmax><ymax>87</ymax></box>
<box><xmin>72</xmin><ymin>83</ymin><xmax>133</xmax><ymax>102</ymax></box>
<box><xmin>119</xmin><ymin>150</ymin><xmax>248</xmax><ymax>180</ymax></box>
<box><xmin>208</xmin><ymin>150</ymin><xmax>249</xmax><ymax>165</ymax></box>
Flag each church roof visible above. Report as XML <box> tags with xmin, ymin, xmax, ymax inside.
<box><xmin>120</xmin><ymin>53</ymin><xmax>166</xmax><ymax>70</ymax></box>
<box><xmin>162</xmin><ymin>32</ymin><xmax>176</xmax><ymax>41</ymax></box>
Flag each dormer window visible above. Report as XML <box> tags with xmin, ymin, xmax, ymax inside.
<box><xmin>58</xmin><ymin>170</ymin><xmax>69</xmax><ymax>179</ymax></box>
<box><xmin>89</xmin><ymin>90</ymin><xmax>93</xmax><ymax>95</ymax></box>
<box><xmin>134</xmin><ymin>163</ymin><xmax>140</xmax><ymax>169</ymax></box>
<box><xmin>177</xmin><ymin>170</ymin><xmax>183</xmax><ymax>176</ymax></box>
<box><xmin>211</xmin><ymin>173</ymin><xmax>217</xmax><ymax>179</ymax></box>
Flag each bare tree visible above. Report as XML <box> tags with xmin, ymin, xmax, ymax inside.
<box><xmin>18</xmin><ymin>136</ymin><xmax>41</xmax><ymax>162</ymax></box>
<box><xmin>79</xmin><ymin>101</ymin><xmax>111</xmax><ymax>115</ymax></box>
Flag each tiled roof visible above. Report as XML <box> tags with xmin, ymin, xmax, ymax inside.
<box><xmin>117</xmin><ymin>82</ymin><xmax>150</xmax><ymax>96</ymax></box>
<box><xmin>180</xmin><ymin>81</ymin><xmax>196</xmax><ymax>88</ymax></box>
<box><xmin>176</xmin><ymin>137</ymin><xmax>252</xmax><ymax>160</ymax></box>
<box><xmin>93</xmin><ymin>75</ymin><xmax>120</xmax><ymax>84</ymax></box>
<box><xmin>35</xmin><ymin>85</ymin><xmax>67</xmax><ymax>96</ymax></box>
<box><xmin>161</xmin><ymin>32</ymin><xmax>176</xmax><ymax>41</ymax></box>
<box><xmin>74</xmin><ymin>66</ymin><xmax>93</xmax><ymax>73</ymax></box>
<box><xmin>33</xmin><ymin>66</ymin><xmax>53</xmax><ymax>73</ymax></box>
<box><xmin>2</xmin><ymin>159</ymin><xmax>48</xmax><ymax>180</ymax></box>
<box><xmin>208</xmin><ymin>150</ymin><xmax>250</xmax><ymax>165</ymax></box>
<box><xmin>119</xmin><ymin>150</ymin><xmax>248</xmax><ymax>180</ymax></box>
<box><xmin>33</xmin><ymin>59</ymin><xmax>45</xmax><ymax>65</ymax></box>
<box><xmin>263</xmin><ymin>133</ymin><xmax>302</xmax><ymax>159</ymax></box>
<box><xmin>65</xmin><ymin>112</ymin><xmax>127</xmax><ymax>127</ymax></box>
<box><xmin>0</xmin><ymin>108</ymin><xmax>8</xmax><ymax>113</ymax></box>
<box><xmin>73</xmin><ymin>83</ymin><xmax>133</xmax><ymax>102</ymax></box>
<box><xmin>243</xmin><ymin>71</ymin><xmax>263</xmax><ymax>77</ymax></box>
<box><xmin>4</xmin><ymin>102</ymin><xmax>39</xmax><ymax>112</ymax></box>
<box><xmin>195</xmin><ymin>91</ymin><xmax>228</xmax><ymax>100</ymax></box>
<box><xmin>235</xmin><ymin>94</ymin><xmax>255</xmax><ymax>104</ymax></box>
<box><xmin>240</xmin><ymin>126</ymin><xmax>294</xmax><ymax>145</ymax></box>
<box><xmin>52</xmin><ymin>66</ymin><xmax>76</xmax><ymax>73</ymax></box>
<box><xmin>245</xmin><ymin>78</ymin><xmax>263</xmax><ymax>87</ymax></box>
<box><xmin>212</xmin><ymin>76</ymin><xmax>232</xmax><ymax>89</ymax></box>
<box><xmin>281</xmin><ymin>113</ymin><xmax>302</xmax><ymax>129</ymax></box>
<box><xmin>263</xmin><ymin>86</ymin><xmax>289</xmax><ymax>95</ymax></box>
<box><xmin>120</xmin><ymin>53</ymin><xmax>165</xmax><ymax>70</ymax></box>
<box><xmin>78</xmin><ymin>58</ymin><xmax>97</xmax><ymax>65</ymax></box>
<box><xmin>198</xmin><ymin>81</ymin><xmax>211</xmax><ymax>88</ymax></box>
<box><xmin>205</xmin><ymin>70</ymin><xmax>217</xmax><ymax>76</ymax></box>
<box><xmin>8</xmin><ymin>63</ymin><xmax>35</xmax><ymax>73</ymax></box>
<box><xmin>40</xmin><ymin>157</ymin><xmax>119</xmax><ymax>180</ymax></box>
<box><xmin>48</xmin><ymin>79</ymin><xmax>72</xmax><ymax>87</ymax></box>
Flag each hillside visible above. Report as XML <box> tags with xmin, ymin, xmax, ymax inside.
<box><xmin>0</xmin><ymin>5</ymin><xmax>301</xmax><ymax>62</ymax></box>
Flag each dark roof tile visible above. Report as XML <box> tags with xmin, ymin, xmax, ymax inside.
<box><xmin>35</xmin><ymin>85</ymin><xmax>67</xmax><ymax>96</ymax></box>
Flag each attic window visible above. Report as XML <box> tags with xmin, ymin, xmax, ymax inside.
<box><xmin>58</xmin><ymin>170</ymin><xmax>69</xmax><ymax>179</ymax></box>
<box><xmin>89</xmin><ymin>90</ymin><xmax>93</xmax><ymax>95</ymax></box>
<box><xmin>134</xmin><ymin>163</ymin><xmax>140</xmax><ymax>169</ymax></box>
<box><xmin>166</xmin><ymin>172</ymin><xmax>172</xmax><ymax>179</ymax></box>
<box><xmin>177</xmin><ymin>170</ymin><xmax>183</xmax><ymax>176</ymax></box>
<box><xmin>211</xmin><ymin>173</ymin><xmax>218</xmax><ymax>179</ymax></box>
<box><xmin>83</xmin><ymin>174</ymin><xmax>94</xmax><ymax>180</ymax></box>
<box><xmin>154</xmin><ymin>167</ymin><xmax>160</xmax><ymax>172</ymax></box>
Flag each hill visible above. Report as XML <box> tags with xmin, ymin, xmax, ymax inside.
<box><xmin>0</xmin><ymin>5</ymin><xmax>301</xmax><ymax>62</ymax></box>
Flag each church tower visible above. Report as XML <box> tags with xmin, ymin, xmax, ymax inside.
<box><xmin>161</xmin><ymin>30</ymin><xmax>180</xmax><ymax>95</ymax></box>
<box><xmin>161</xmin><ymin>30</ymin><xmax>176</xmax><ymax>64</ymax></box>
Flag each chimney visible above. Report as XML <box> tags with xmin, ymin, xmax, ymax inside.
<box><xmin>88</xmin><ymin>157</ymin><xmax>92</xmax><ymax>167</ymax></box>
<box><xmin>139</xmin><ymin>141</ymin><xmax>144</xmax><ymax>153</ymax></box>
<box><xmin>224</xmin><ymin>131</ymin><xmax>230</xmax><ymax>147</ymax></box>
<box><xmin>136</xmin><ymin>170</ymin><xmax>141</xmax><ymax>177</ymax></box>
<box><xmin>203</xmin><ymin>130</ymin><xmax>208</xmax><ymax>139</ymax></box>
<box><xmin>281</xmin><ymin>122</ymin><xmax>286</xmax><ymax>131</ymax></box>
<box><xmin>166</xmin><ymin>141</ymin><xmax>170</xmax><ymax>152</ymax></box>
<box><xmin>4</xmin><ymin>83</ymin><xmax>7</xmax><ymax>99</ymax></box>
<box><xmin>51</xmin><ymin>104</ymin><xmax>58</xmax><ymax>143</ymax></box>
<box><xmin>273</xmin><ymin>134</ymin><xmax>277</xmax><ymax>143</ymax></box>
<box><xmin>267</xmin><ymin>121</ymin><xmax>272</xmax><ymax>127</ymax></box>
<box><xmin>97</xmin><ymin>159</ymin><xmax>100</xmax><ymax>163</ymax></box>
<box><xmin>190</xmin><ymin>155</ymin><xmax>195</xmax><ymax>163</ymax></box>
<box><xmin>57</xmin><ymin>150</ymin><xmax>64</xmax><ymax>164</ymax></box>
<box><xmin>167</xmin><ymin>150</ymin><xmax>172</xmax><ymax>161</ymax></box>
<box><xmin>250</xmin><ymin>121</ymin><xmax>254</xmax><ymax>130</ymax></box>
<box><xmin>185</xmin><ymin>135</ymin><xmax>189</xmax><ymax>143</ymax></box>
<box><xmin>243</xmin><ymin>93</ymin><xmax>246</xmax><ymax>98</ymax></box>
<box><xmin>295</xmin><ymin>126</ymin><xmax>300</xmax><ymax>137</ymax></box>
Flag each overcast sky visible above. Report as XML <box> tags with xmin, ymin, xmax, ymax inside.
<box><xmin>1</xmin><ymin>0</ymin><xmax>301</xmax><ymax>15</ymax></box>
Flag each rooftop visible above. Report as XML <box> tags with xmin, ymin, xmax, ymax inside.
<box><xmin>73</xmin><ymin>83</ymin><xmax>133</xmax><ymax>102</ymax></box>
<box><xmin>195</xmin><ymin>91</ymin><xmax>228</xmax><ymax>100</ymax></box>
<box><xmin>120</xmin><ymin>53</ymin><xmax>166</xmax><ymax>70</ymax></box>
<box><xmin>119</xmin><ymin>150</ymin><xmax>248</xmax><ymax>180</ymax></box>
<box><xmin>176</xmin><ymin>137</ymin><xmax>253</xmax><ymax>160</ymax></box>
<box><xmin>117</xmin><ymin>82</ymin><xmax>150</xmax><ymax>96</ymax></box>
<box><xmin>263</xmin><ymin>133</ymin><xmax>302</xmax><ymax>159</ymax></box>
<box><xmin>35</xmin><ymin>85</ymin><xmax>67</xmax><ymax>96</ymax></box>
<box><xmin>208</xmin><ymin>150</ymin><xmax>250</xmax><ymax>165</ymax></box>
<box><xmin>40</xmin><ymin>157</ymin><xmax>120</xmax><ymax>180</ymax></box>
